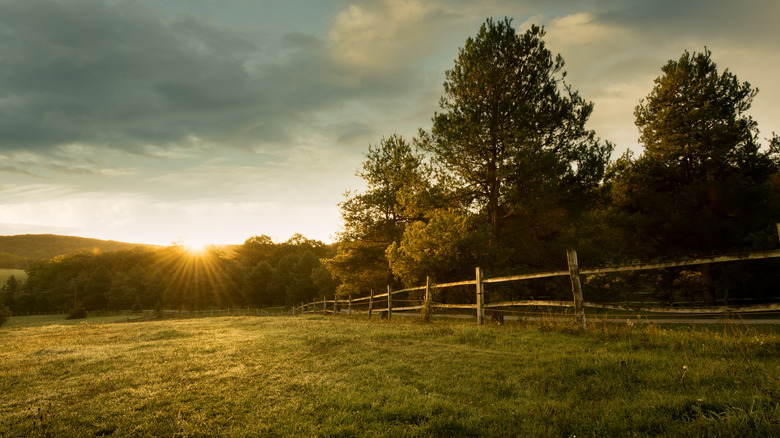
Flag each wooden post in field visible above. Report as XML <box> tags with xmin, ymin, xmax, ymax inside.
<box><xmin>776</xmin><ymin>223</ymin><xmax>780</xmax><ymax>244</ymax></box>
<box><xmin>312</xmin><ymin>298</ymin><xmax>316</xmax><ymax>314</ymax></box>
<box><xmin>333</xmin><ymin>295</ymin><xmax>338</xmax><ymax>315</ymax></box>
<box><xmin>566</xmin><ymin>249</ymin><xmax>586</xmax><ymax>329</ymax></box>
<box><xmin>348</xmin><ymin>294</ymin><xmax>352</xmax><ymax>316</ymax></box>
<box><xmin>423</xmin><ymin>276</ymin><xmax>432</xmax><ymax>322</ymax></box>
<box><xmin>368</xmin><ymin>290</ymin><xmax>374</xmax><ymax>319</ymax></box>
<box><xmin>387</xmin><ymin>285</ymin><xmax>393</xmax><ymax>321</ymax></box>
<box><xmin>476</xmin><ymin>267</ymin><xmax>485</xmax><ymax>325</ymax></box>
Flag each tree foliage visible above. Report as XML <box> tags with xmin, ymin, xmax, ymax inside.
<box><xmin>421</xmin><ymin>18</ymin><xmax>611</xmax><ymax>267</ymax></box>
<box><xmin>0</xmin><ymin>275</ymin><xmax>12</xmax><ymax>325</ymax></box>
<box><xmin>635</xmin><ymin>49</ymin><xmax>770</xmax><ymax>183</ymax></box>
<box><xmin>602</xmin><ymin>49</ymin><xmax>780</xmax><ymax>304</ymax></box>
<box><xmin>325</xmin><ymin>134</ymin><xmax>430</xmax><ymax>295</ymax></box>
<box><xmin>609</xmin><ymin>49</ymin><xmax>779</xmax><ymax>256</ymax></box>
<box><xmin>387</xmin><ymin>209</ymin><xmax>488</xmax><ymax>287</ymax></box>
<box><xmin>9</xmin><ymin>235</ymin><xmax>335</xmax><ymax>314</ymax></box>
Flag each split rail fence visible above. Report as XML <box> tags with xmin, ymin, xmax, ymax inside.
<box><xmin>296</xmin><ymin>246</ymin><xmax>780</xmax><ymax>328</ymax></box>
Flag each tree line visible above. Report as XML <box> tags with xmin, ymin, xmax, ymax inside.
<box><xmin>323</xmin><ymin>18</ymin><xmax>780</xmax><ymax>306</ymax></box>
<box><xmin>0</xmin><ymin>234</ymin><xmax>337</xmax><ymax>316</ymax></box>
<box><xmin>2</xmin><ymin>17</ymin><xmax>779</xmax><ymax>320</ymax></box>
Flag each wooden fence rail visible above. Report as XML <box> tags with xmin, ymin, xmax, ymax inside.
<box><xmin>296</xmin><ymin>245</ymin><xmax>780</xmax><ymax>327</ymax></box>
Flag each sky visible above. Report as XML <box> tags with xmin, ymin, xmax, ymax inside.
<box><xmin>1</xmin><ymin>0</ymin><xmax>778</xmax><ymax>247</ymax></box>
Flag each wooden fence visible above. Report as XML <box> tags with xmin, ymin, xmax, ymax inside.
<box><xmin>295</xmin><ymin>247</ymin><xmax>780</xmax><ymax>328</ymax></box>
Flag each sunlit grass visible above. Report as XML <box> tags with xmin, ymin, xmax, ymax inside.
<box><xmin>1</xmin><ymin>315</ymin><xmax>777</xmax><ymax>436</ymax></box>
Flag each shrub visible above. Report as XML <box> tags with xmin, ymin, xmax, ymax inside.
<box><xmin>0</xmin><ymin>306</ymin><xmax>10</xmax><ymax>326</ymax></box>
<box><xmin>66</xmin><ymin>306</ymin><xmax>87</xmax><ymax>320</ymax></box>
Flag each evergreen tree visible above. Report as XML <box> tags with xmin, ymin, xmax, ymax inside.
<box><xmin>607</xmin><ymin>49</ymin><xmax>780</xmax><ymax>304</ymax></box>
<box><xmin>421</xmin><ymin>18</ymin><xmax>611</xmax><ymax>269</ymax></box>
<box><xmin>0</xmin><ymin>276</ymin><xmax>12</xmax><ymax>325</ymax></box>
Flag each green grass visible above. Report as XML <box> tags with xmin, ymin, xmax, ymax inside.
<box><xmin>1</xmin><ymin>315</ymin><xmax>778</xmax><ymax>437</ymax></box>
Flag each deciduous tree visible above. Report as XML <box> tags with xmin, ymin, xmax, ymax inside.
<box><xmin>326</xmin><ymin>134</ymin><xmax>430</xmax><ymax>295</ymax></box>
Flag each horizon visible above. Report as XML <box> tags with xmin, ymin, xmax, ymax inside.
<box><xmin>1</xmin><ymin>0</ymin><xmax>778</xmax><ymax>247</ymax></box>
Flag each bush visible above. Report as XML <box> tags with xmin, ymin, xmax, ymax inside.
<box><xmin>66</xmin><ymin>306</ymin><xmax>87</xmax><ymax>320</ymax></box>
<box><xmin>0</xmin><ymin>306</ymin><xmax>10</xmax><ymax>326</ymax></box>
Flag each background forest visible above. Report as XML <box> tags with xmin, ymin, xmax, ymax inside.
<box><xmin>2</xmin><ymin>18</ymin><xmax>779</xmax><ymax>318</ymax></box>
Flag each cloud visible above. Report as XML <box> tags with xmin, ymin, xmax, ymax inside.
<box><xmin>0</xmin><ymin>0</ymin><xmax>436</xmax><ymax>157</ymax></box>
<box><xmin>327</xmin><ymin>0</ymin><xmax>451</xmax><ymax>75</ymax></box>
<box><xmin>595</xmin><ymin>0</ymin><xmax>780</xmax><ymax>47</ymax></box>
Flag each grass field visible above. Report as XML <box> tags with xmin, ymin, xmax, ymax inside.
<box><xmin>1</xmin><ymin>314</ymin><xmax>778</xmax><ymax>437</ymax></box>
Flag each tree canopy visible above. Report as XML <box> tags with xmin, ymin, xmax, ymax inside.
<box><xmin>421</xmin><ymin>18</ymin><xmax>612</xmax><ymax>268</ymax></box>
<box><xmin>325</xmin><ymin>134</ymin><xmax>430</xmax><ymax>295</ymax></box>
<box><xmin>601</xmin><ymin>49</ymin><xmax>780</xmax><ymax>304</ymax></box>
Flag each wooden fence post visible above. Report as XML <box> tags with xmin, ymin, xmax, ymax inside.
<box><xmin>423</xmin><ymin>276</ymin><xmax>432</xmax><ymax>322</ymax></box>
<box><xmin>776</xmin><ymin>223</ymin><xmax>780</xmax><ymax>244</ymax></box>
<box><xmin>387</xmin><ymin>285</ymin><xmax>393</xmax><ymax>321</ymax></box>
<box><xmin>333</xmin><ymin>295</ymin><xmax>338</xmax><ymax>314</ymax></box>
<box><xmin>348</xmin><ymin>294</ymin><xmax>352</xmax><ymax>316</ymax></box>
<box><xmin>476</xmin><ymin>267</ymin><xmax>484</xmax><ymax>325</ymax></box>
<box><xmin>566</xmin><ymin>249</ymin><xmax>586</xmax><ymax>329</ymax></box>
<box><xmin>368</xmin><ymin>289</ymin><xmax>374</xmax><ymax>319</ymax></box>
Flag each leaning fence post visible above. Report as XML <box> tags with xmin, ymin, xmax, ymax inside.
<box><xmin>348</xmin><ymin>294</ymin><xmax>352</xmax><ymax>316</ymax></box>
<box><xmin>387</xmin><ymin>285</ymin><xmax>393</xmax><ymax>321</ymax></box>
<box><xmin>368</xmin><ymin>290</ymin><xmax>374</xmax><ymax>319</ymax></box>
<box><xmin>566</xmin><ymin>249</ymin><xmax>586</xmax><ymax>329</ymax></box>
<box><xmin>423</xmin><ymin>276</ymin><xmax>432</xmax><ymax>322</ymax></box>
<box><xmin>476</xmin><ymin>267</ymin><xmax>484</xmax><ymax>325</ymax></box>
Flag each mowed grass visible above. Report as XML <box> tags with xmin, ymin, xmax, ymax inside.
<box><xmin>1</xmin><ymin>315</ymin><xmax>778</xmax><ymax>437</ymax></box>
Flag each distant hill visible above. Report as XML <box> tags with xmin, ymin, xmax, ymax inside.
<box><xmin>0</xmin><ymin>251</ymin><xmax>31</xmax><ymax>269</ymax></box>
<box><xmin>0</xmin><ymin>234</ymin><xmax>160</xmax><ymax>268</ymax></box>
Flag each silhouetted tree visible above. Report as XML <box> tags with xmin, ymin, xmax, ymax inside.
<box><xmin>605</xmin><ymin>49</ymin><xmax>780</xmax><ymax>304</ymax></box>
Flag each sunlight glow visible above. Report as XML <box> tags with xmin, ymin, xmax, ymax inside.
<box><xmin>173</xmin><ymin>236</ymin><xmax>215</xmax><ymax>256</ymax></box>
<box><xmin>183</xmin><ymin>243</ymin><xmax>210</xmax><ymax>256</ymax></box>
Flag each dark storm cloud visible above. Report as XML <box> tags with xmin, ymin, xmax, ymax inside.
<box><xmin>0</xmin><ymin>0</ymin><xmax>428</xmax><ymax>154</ymax></box>
<box><xmin>593</xmin><ymin>0</ymin><xmax>780</xmax><ymax>47</ymax></box>
<box><xmin>0</xmin><ymin>0</ymin><xmax>268</xmax><ymax>151</ymax></box>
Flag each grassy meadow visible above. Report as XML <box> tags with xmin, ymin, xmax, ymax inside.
<box><xmin>1</xmin><ymin>314</ymin><xmax>778</xmax><ymax>437</ymax></box>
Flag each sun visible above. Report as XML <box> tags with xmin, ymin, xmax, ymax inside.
<box><xmin>183</xmin><ymin>242</ymin><xmax>210</xmax><ymax>255</ymax></box>
<box><xmin>173</xmin><ymin>236</ymin><xmax>215</xmax><ymax>255</ymax></box>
